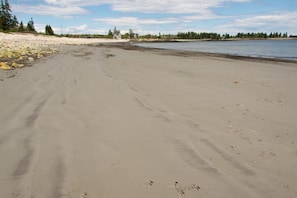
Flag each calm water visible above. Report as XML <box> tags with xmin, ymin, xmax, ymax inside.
<box><xmin>135</xmin><ymin>40</ymin><xmax>297</xmax><ymax>60</ymax></box>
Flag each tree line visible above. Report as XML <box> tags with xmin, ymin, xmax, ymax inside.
<box><xmin>0</xmin><ymin>0</ymin><xmax>54</xmax><ymax>35</ymax></box>
<box><xmin>177</xmin><ymin>32</ymin><xmax>221</xmax><ymax>40</ymax></box>
<box><xmin>176</xmin><ymin>31</ymin><xmax>289</xmax><ymax>40</ymax></box>
<box><xmin>132</xmin><ymin>31</ymin><xmax>292</xmax><ymax>40</ymax></box>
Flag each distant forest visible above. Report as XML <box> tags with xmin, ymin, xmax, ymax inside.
<box><xmin>63</xmin><ymin>31</ymin><xmax>293</xmax><ymax>40</ymax></box>
<box><xmin>64</xmin><ymin>29</ymin><xmax>294</xmax><ymax>40</ymax></box>
<box><xmin>176</xmin><ymin>31</ymin><xmax>289</xmax><ymax>40</ymax></box>
<box><xmin>137</xmin><ymin>31</ymin><xmax>291</xmax><ymax>40</ymax></box>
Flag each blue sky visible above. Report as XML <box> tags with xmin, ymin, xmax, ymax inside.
<box><xmin>10</xmin><ymin>0</ymin><xmax>297</xmax><ymax>35</ymax></box>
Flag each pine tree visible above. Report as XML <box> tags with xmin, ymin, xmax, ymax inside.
<box><xmin>11</xmin><ymin>15</ymin><xmax>18</xmax><ymax>28</ymax></box>
<box><xmin>0</xmin><ymin>0</ymin><xmax>19</xmax><ymax>31</ymax></box>
<box><xmin>19</xmin><ymin>21</ymin><xmax>24</xmax><ymax>32</ymax></box>
<box><xmin>27</xmin><ymin>17</ymin><xmax>36</xmax><ymax>32</ymax></box>
<box><xmin>0</xmin><ymin>0</ymin><xmax>3</xmax><ymax>30</ymax></box>
<box><xmin>45</xmin><ymin>24</ymin><xmax>54</xmax><ymax>35</ymax></box>
<box><xmin>0</xmin><ymin>0</ymin><xmax>12</xmax><ymax>30</ymax></box>
<box><xmin>107</xmin><ymin>29</ymin><xmax>113</xmax><ymax>38</ymax></box>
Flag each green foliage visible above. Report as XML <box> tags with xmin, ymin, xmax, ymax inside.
<box><xmin>268</xmin><ymin>32</ymin><xmax>288</xmax><ymax>38</ymax></box>
<box><xmin>45</xmin><ymin>24</ymin><xmax>54</xmax><ymax>35</ymax></box>
<box><xmin>11</xmin><ymin>15</ymin><xmax>18</xmax><ymax>28</ymax></box>
<box><xmin>139</xmin><ymin>34</ymin><xmax>159</xmax><ymax>39</ymax></box>
<box><xmin>0</xmin><ymin>0</ymin><xmax>39</xmax><ymax>33</ymax></box>
<box><xmin>236</xmin><ymin>32</ymin><xmax>267</xmax><ymax>38</ymax></box>
<box><xmin>18</xmin><ymin>21</ymin><xmax>24</xmax><ymax>32</ymax></box>
<box><xmin>177</xmin><ymin>32</ymin><xmax>221</xmax><ymax>40</ymax></box>
<box><xmin>0</xmin><ymin>0</ymin><xmax>12</xmax><ymax>31</ymax></box>
<box><xmin>176</xmin><ymin>31</ymin><xmax>289</xmax><ymax>40</ymax></box>
<box><xmin>0</xmin><ymin>0</ymin><xmax>33</xmax><ymax>33</ymax></box>
<box><xmin>107</xmin><ymin>29</ymin><xmax>113</xmax><ymax>38</ymax></box>
<box><xmin>121</xmin><ymin>32</ymin><xmax>130</xmax><ymax>39</ymax></box>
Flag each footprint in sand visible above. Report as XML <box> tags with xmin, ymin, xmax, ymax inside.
<box><xmin>168</xmin><ymin>181</ymin><xmax>200</xmax><ymax>197</ymax></box>
<box><xmin>143</xmin><ymin>180</ymin><xmax>154</xmax><ymax>188</ymax></box>
<box><xmin>80</xmin><ymin>192</ymin><xmax>88</xmax><ymax>198</ymax></box>
<box><xmin>144</xmin><ymin>180</ymin><xmax>200</xmax><ymax>196</ymax></box>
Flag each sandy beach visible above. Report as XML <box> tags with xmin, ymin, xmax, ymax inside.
<box><xmin>1</xmin><ymin>36</ymin><xmax>297</xmax><ymax>197</ymax></box>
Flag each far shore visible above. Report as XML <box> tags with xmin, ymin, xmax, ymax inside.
<box><xmin>132</xmin><ymin>36</ymin><xmax>297</xmax><ymax>43</ymax></box>
<box><xmin>95</xmin><ymin>41</ymin><xmax>297</xmax><ymax>64</ymax></box>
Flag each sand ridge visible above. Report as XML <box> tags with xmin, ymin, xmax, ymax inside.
<box><xmin>0</xmin><ymin>32</ymin><xmax>127</xmax><ymax>71</ymax></box>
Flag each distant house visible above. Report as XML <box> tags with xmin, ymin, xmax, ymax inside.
<box><xmin>113</xmin><ymin>27</ymin><xmax>121</xmax><ymax>40</ymax></box>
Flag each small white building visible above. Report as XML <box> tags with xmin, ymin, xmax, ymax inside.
<box><xmin>113</xmin><ymin>27</ymin><xmax>121</xmax><ymax>40</ymax></box>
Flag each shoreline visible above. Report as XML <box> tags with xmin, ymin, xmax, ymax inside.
<box><xmin>94</xmin><ymin>42</ymin><xmax>297</xmax><ymax>64</ymax></box>
<box><xmin>133</xmin><ymin>37</ymin><xmax>297</xmax><ymax>43</ymax></box>
<box><xmin>0</xmin><ymin>39</ymin><xmax>297</xmax><ymax>81</ymax></box>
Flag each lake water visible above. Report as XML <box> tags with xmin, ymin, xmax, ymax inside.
<box><xmin>135</xmin><ymin>40</ymin><xmax>297</xmax><ymax>61</ymax></box>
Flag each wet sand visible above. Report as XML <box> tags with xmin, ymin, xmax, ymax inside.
<box><xmin>0</xmin><ymin>43</ymin><xmax>297</xmax><ymax>198</ymax></box>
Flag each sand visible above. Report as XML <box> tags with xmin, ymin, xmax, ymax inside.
<box><xmin>0</xmin><ymin>32</ymin><xmax>125</xmax><ymax>46</ymax></box>
<box><xmin>0</xmin><ymin>38</ymin><xmax>297</xmax><ymax>197</ymax></box>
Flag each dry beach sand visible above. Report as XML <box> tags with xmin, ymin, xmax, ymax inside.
<box><xmin>0</xmin><ymin>32</ymin><xmax>125</xmax><ymax>71</ymax></box>
<box><xmin>1</xmin><ymin>34</ymin><xmax>297</xmax><ymax>197</ymax></box>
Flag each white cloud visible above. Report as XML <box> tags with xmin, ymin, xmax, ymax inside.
<box><xmin>93</xmin><ymin>17</ymin><xmax>177</xmax><ymax>27</ymax></box>
<box><xmin>63</xmin><ymin>24</ymin><xmax>88</xmax><ymax>33</ymax></box>
<box><xmin>31</xmin><ymin>23</ymin><xmax>87</xmax><ymax>34</ymax></box>
<box><xmin>182</xmin><ymin>12</ymin><xmax>223</xmax><ymax>22</ymax></box>
<box><xmin>46</xmin><ymin>24</ymin><xmax>108</xmax><ymax>34</ymax></box>
<box><xmin>93</xmin><ymin>17</ymin><xmax>179</xmax><ymax>35</ymax></box>
<box><xmin>43</xmin><ymin>0</ymin><xmax>251</xmax><ymax>14</ymax></box>
<box><xmin>214</xmin><ymin>11</ymin><xmax>297</xmax><ymax>34</ymax></box>
<box><xmin>108</xmin><ymin>0</ymin><xmax>240</xmax><ymax>14</ymax></box>
<box><xmin>12</xmin><ymin>4</ymin><xmax>88</xmax><ymax>17</ymax></box>
<box><xmin>34</xmin><ymin>23</ymin><xmax>47</xmax><ymax>33</ymax></box>
<box><xmin>13</xmin><ymin>0</ymin><xmax>252</xmax><ymax>21</ymax></box>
